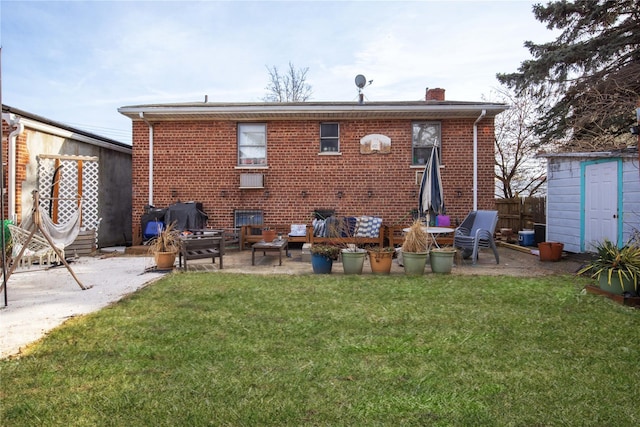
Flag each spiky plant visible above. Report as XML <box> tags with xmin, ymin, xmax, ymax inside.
<box><xmin>578</xmin><ymin>239</ymin><xmax>640</xmax><ymax>291</ymax></box>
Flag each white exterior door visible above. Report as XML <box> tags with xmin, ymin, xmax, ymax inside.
<box><xmin>584</xmin><ymin>161</ymin><xmax>618</xmax><ymax>250</ymax></box>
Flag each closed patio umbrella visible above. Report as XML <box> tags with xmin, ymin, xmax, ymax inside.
<box><xmin>418</xmin><ymin>146</ymin><xmax>444</xmax><ymax>224</ymax></box>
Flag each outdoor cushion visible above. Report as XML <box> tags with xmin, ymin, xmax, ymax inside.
<box><xmin>312</xmin><ymin>218</ymin><xmax>326</xmax><ymax>237</ymax></box>
<box><xmin>289</xmin><ymin>224</ymin><xmax>307</xmax><ymax>236</ymax></box>
<box><xmin>355</xmin><ymin>216</ymin><xmax>382</xmax><ymax>238</ymax></box>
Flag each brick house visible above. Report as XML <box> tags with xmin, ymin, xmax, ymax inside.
<box><xmin>119</xmin><ymin>89</ymin><xmax>507</xmax><ymax>245</ymax></box>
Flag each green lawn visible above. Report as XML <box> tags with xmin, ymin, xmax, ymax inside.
<box><xmin>1</xmin><ymin>273</ymin><xmax>638</xmax><ymax>426</ymax></box>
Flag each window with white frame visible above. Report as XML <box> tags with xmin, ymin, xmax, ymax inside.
<box><xmin>238</xmin><ymin>123</ymin><xmax>267</xmax><ymax>166</ymax></box>
<box><xmin>320</xmin><ymin>122</ymin><xmax>339</xmax><ymax>153</ymax></box>
<box><xmin>412</xmin><ymin>122</ymin><xmax>441</xmax><ymax>166</ymax></box>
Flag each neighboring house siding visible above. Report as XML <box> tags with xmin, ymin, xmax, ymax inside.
<box><xmin>131</xmin><ymin>117</ymin><xmax>496</xmax><ymax>244</ymax></box>
<box><xmin>546</xmin><ymin>158</ymin><xmax>582</xmax><ymax>253</ymax></box>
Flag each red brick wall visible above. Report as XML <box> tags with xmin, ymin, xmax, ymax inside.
<box><xmin>131</xmin><ymin>118</ymin><xmax>496</xmax><ymax>244</ymax></box>
<box><xmin>1</xmin><ymin>120</ymin><xmax>29</xmax><ymax>222</ymax></box>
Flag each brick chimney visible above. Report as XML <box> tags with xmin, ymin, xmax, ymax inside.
<box><xmin>425</xmin><ymin>88</ymin><xmax>445</xmax><ymax>101</ymax></box>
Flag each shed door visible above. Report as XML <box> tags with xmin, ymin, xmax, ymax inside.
<box><xmin>584</xmin><ymin>161</ymin><xmax>618</xmax><ymax>250</ymax></box>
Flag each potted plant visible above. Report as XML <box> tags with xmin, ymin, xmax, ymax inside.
<box><xmin>310</xmin><ymin>244</ymin><xmax>340</xmax><ymax>274</ymax></box>
<box><xmin>401</xmin><ymin>220</ymin><xmax>429</xmax><ymax>275</ymax></box>
<box><xmin>340</xmin><ymin>243</ymin><xmax>367</xmax><ymax>274</ymax></box>
<box><xmin>262</xmin><ymin>227</ymin><xmax>277</xmax><ymax>242</ymax></box>
<box><xmin>367</xmin><ymin>246</ymin><xmax>395</xmax><ymax>274</ymax></box>
<box><xmin>148</xmin><ymin>222</ymin><xmax>182</xmax><ymax>270</ymax></box>
<box><xmin>429</xmin><ymin>246</ymin><xmax>457</xmax><ymax>274</ymax></box>
<box><xmin>578</xmin><ymin>239</ymin><xmax>640</xmax><ymax>296</ymax></box>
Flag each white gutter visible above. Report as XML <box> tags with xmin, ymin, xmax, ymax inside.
<box><xmin>139</xmin><ymin>112</ymin><xmax>154</xmax><ymax>206</ymax></box>
<box><xmin>473</xmin><ymin>109</ymin><xmax>486</xmax><ymax>211</ymax></box>
<box><xmin>1</xmin><ymin>113</ymin><xmax>24</xmax><ymax>221</ymax></box>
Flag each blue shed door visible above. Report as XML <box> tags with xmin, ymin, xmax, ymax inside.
<box><xmin>583</xmin><ymin>161</ymin><xmax>618</xmax><ymax>250</ymax></box>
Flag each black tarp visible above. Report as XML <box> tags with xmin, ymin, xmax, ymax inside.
<box><xmin>165</xmin><ymin>202</ymin><xmax>208</xmax><ymax>231</ymax></box>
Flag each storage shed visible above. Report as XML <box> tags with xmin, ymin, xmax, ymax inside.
<box><xmin>2</xmin><ymin>105</ymin><xmax>133</xmax><ymax>249</ymax></box>
<box><xmin>541</xmin><ymin>148</ymin><xmax>639</xmax><ymax>253</ymax></box>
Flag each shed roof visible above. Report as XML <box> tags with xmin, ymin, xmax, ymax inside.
<box><xmin>2</xmin><ymin>104</ymin><xmax>131</xmax><ymax>154</ymax></box>
<box><xmin>538</xmin><ymin>146</ymin><xmax>638</xmax><ymax>159</ymax></box>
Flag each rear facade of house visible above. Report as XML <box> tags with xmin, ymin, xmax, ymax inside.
<box><xmin>120</xmin><ymin>89</ymin><xmax>507</xmax><ymax>245</ymax></box>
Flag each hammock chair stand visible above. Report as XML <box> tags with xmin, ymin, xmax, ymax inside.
<box><xmin>1</xmin><ymin>191</ymin><xmax>89</xmax><ymax>291</ymax></box>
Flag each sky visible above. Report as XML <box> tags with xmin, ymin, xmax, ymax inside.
<box><xmin>0</xmin><ymin>0</ymin><xmax>557</xmax><ymax>145</ymax></box>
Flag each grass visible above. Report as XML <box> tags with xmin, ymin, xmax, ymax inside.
<box><xmin>1</xmin><ymin>272</ymin><xmax>639</xmax><ymax>426</ymax></box>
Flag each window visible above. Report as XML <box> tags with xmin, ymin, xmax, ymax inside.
<box><xmin>412</xmin><ymin>122</ymin><xmax>441</xmax><ymax>166</ymax></box>
<box><xmin>238</xmin><ymin>123</ymin><xmax>266</xmax><ymax>166</ymax></box>
<box><xmin>320</xmin><ymin>123</ymin><xmax>339</xmax><ymax>153</ymax></box>
<box><xmin>234</xmin><ymin>209</ymin><xmax>263</xmax><ymax>227</ymax></box>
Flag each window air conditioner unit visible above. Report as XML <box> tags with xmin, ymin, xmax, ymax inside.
<box><xmin>240</xmin><ymin>173</ymin><xmax>264</xmax><ymax>189</ymax></box>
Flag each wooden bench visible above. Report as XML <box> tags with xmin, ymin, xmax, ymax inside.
<box><xmin>179</xmin><ymin>231</ymin><xmax>224</xmax><ymax>270</ymax></box>
<box><xmin>239</xmin><ymin>224</ymin><xmax>308</xmax><ymax>250</ymax></box>
<box><xmin>307</xmin><ymin>216</ymin><xmax>386</xmax><ymax>248</ymax></box>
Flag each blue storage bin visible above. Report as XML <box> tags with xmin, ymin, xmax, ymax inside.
<box><xmin>518</xmin><ymin>230</ymin><xmax>535</xmax><ymax>246</ymax></box>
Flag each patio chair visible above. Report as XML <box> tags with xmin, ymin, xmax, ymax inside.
<box><xmin>453</xmin><ymin>210</ymin><xmax>499</xmax><ymax>265</ymax></box>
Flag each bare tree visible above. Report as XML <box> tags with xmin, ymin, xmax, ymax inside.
<box><xmin>491</xmin><ymin>86</ymin><xmax>548</xmax><ymax>199</ymax></box>
<box><xmin>263</xmin><ymin>62</ymin><xmax>312</xmax><ymax>102</ymax></box>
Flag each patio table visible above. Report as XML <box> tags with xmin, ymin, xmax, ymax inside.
<box><xmin>252</xmin><ymin>239</ymin><xmax>289</xmax><ymax>266</ymax></box>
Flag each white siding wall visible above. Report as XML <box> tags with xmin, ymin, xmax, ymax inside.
<box><xmin>546</xmin><ymin>158</ymin><xmax>582</xmax><ymax>253</ymax></box>
<box><xmin>547</xmin><ymin>154</ymin><xmax>639</xmax><ymax>253</ymax></box>
<box><xmin>622</xmin><ymin>159</ymin><xmax>640</xmax><ymax>242</ymax></box>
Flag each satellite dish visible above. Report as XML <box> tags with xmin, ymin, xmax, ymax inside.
<box><xmin>355</xmin><ymin>74</ymin><xmax>367</xmax><ymax>89</ymax></box>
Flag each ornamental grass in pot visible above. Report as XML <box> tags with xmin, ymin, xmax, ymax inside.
<box><xmin>578</xmin><ymin>239</ymin><xmax>640</xmax><ymax>295</ymax></box>
<box><xmin>148</xmin><ymin>222</ymin><xmax>182</xmax><ymax>270</ymax></box>
<box><xmin>401</xmin><ymin>220</ymin><xmax>429</xmax><ymax>275</ymax></box>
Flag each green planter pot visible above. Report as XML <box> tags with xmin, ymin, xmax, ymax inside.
<box><xmin>341</xmin><ymin>250</ymin><xmax>366</xmax><ymax>274</ymax></box>
<box><xmin>598</xmin><ymin>273</ymin><xmax>637</xmax><ymax>296</ymax></box>
<box><xmin>429</xmin><ymin>249</ymin><xmax>456</xmax><ymax>274</ymax></box>
<box><xmin>402</xmin><ymin>251</ymin><xmax>429</xmax><ymax>275</ymax></box>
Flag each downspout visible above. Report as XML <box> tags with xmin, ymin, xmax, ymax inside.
<box><xmin>473</xmin><ymin>109</ymin><xmax>486</xmax><ymax>211</ymax></box>
<box><xmin>1</xmin><ymin>113</ymin><xmax>24</xmax><ymax>221</ymax></box>
<box><xmin>139</xmin><ymin>112</ymin><xmax>154</xmax><ymax>207</ymax></box>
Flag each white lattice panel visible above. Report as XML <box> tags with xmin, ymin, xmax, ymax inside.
<box><xmin>37</xmin><ymin>155</ymin><xmax>100</xmax><ymax>241</ymax></box>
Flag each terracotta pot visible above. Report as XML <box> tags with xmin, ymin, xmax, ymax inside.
<box><xmin>368</xmin><ymin>250</ymin><xmax>393</xmax><ymax>274</ymax></box>
<box><xmin>262</xmin><ymin>229</ymin><xmax>276</xmax><ymax>242</ymax></box>
<box><xmin>538</xmin><ymin>242</ymin><xmax>564</xmax><ymax>262</ymax></box>
<box><xmin>154</xmin><ymin>251</ymin><xmax>176</xmax><ymax>270</ymax></box>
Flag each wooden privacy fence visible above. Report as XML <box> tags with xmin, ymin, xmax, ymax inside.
<box><xmin>496</xmin><ymin>197</ymin><xmax>546</xmax><ymax>232</ymax></box>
